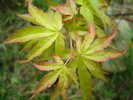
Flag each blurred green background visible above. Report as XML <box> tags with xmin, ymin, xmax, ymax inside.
<box><xmin>0</xmin><ymin>0</ymin><xmax>133</xmax><ymax>100</ymax></box>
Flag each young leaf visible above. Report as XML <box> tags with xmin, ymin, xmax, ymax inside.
<box><xmin>32</xmin><ymin>62</ymin><xmax>62</xmax><ymax>71</ymax></box>
<box><xmin>84</xmin><ymin>49</ymin><xmax>128</xmax><ymax>62</ymax></box>
<box><xmin>30</xmin><ymin>68</ymin><xmax>62</xmax><ymax>99</ymax></box>
<box><xmin>4</xmin><ymin>26</ymin><xmax>55</xmax><ymax>44</ymax></box>
<box><xmin>17</xmin><ymin>14</ymin><xmax>40</xmax><ymax>25</ymax></box>
<box><xmin>68</xmin><ymin>0</ymin><xmax>77</xmax><ymax>14</ymax></box>
<box><xmin>28</xmin><ymin>3</ymin><xmax>57</xmax><ymax>30</ymax></box>
<box><xmin>55</xmin><ymin>33</ymin><xmax>65</xmax><ymax>56</ymax></box>
<box><xmin>78</xmin><ymin>56</ymin><xmax>92</xmax><ymax>100</ymax></box>
<box><xmin>27</xmin><ymin>34</ymin><xmax>58</xmax><ymax>61</ymax></box>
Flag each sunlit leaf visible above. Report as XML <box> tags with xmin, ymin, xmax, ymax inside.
<box><xmin>53</xmin><ymin>55</ymin><xmax>64</xmax><ymax>65</ymax></box>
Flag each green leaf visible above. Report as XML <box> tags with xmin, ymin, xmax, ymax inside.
<box><xmin>32</xmin><ymin>62</ymin><xmax>62</xmax><ymax>71</ymax></box>
<box><xmin>58</xmin><ymin>68</ymin><xmax>68</xmax><ymax>100</ymax></box>
<box><xmin>78</xmin><ymin>56</ymin><xmax>92</xmax><ymax>100</ymax></box>
<box><xmin>20</xmin><ymin>38</ymin><xmax>40</xmax><ymax>52</ymax></box>
<box><xmin>55</xmin><ymin>33</ymin><xmax>65</xmax><ymax>56</ymax></box>
<box><xmin>29</xmin><ymin>68</ymin><xmax>62</xmax><ymax>99</ymax></box>
<box><xmin>53</xmin><ymin>11</ymin><xmax>63</xmax><ymax>30</ymax></box>
<box><xmin>28</xmin><ymin>3</ymin><xmax>57</xmax><ymax>30</ymax></box>
<box><xmin>4</xmin><ymin>26</ymin><xmax>55</xmax><ymax>44</ymax></box>
<box><xmin>27</xmin><ymin>34</ymin><xmax>58</xmax><ymax>61</ymax></box>
<box><xmin>17</xmin><ymin>14</ymin><xmax>40</xmax><ymax>25</ymax></box>
<box><xmin>80</xmin><ymin>5</ymin><xmax>94</xmax><ymax>23</ymax></box>
<box><xmin>84</xmin><ymin>49</ymin><xmax>128</xmax><ymax>62</ymax></box>
<box><xmin>87</xmin><ymin>0</ymin><xmax>106</xmax><ymax>26</ymax></box>
<box><xmin>89</xmin><ymin>70</ymin><xmax>107</xmax><ymax>83</ymax></box>
<box><xmin>85</xmin><ymin>29</ymin><xmax>117</xmax><ymax>54</ymax></box>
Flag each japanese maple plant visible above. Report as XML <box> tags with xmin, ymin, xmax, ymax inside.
<box><xmin>4</xmin><ymin>0</ymin><xmax>127</xmax><ymax>100</ymax></box>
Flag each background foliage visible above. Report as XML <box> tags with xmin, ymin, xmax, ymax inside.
<box><xmin>0</xmin><ymin>0</ymin><xmax>133</xmax><ymax>100</ymax></box>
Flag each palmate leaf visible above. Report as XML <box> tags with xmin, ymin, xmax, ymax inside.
<box><xmin>77</xmin><ymin>56</ymin><xmax>92</xmax><ymax>100</ymax></box>
<box><xmin>4</xmin><ymin>26</ymin><xmax>55</xmax><ymax>44</ymax></box>
<box><xmin>29</xmin><ymin>68</ymin><xmax>62</xmax><ymax>99</ymax></box>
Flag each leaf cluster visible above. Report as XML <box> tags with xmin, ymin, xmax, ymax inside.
<box><xmin>4</xmin><ymin>0</ymin><xmax>127</xmax><ymax>100</ymax></box>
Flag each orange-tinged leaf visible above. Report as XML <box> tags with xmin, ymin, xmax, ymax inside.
<box><xmin>83</xmin><ymin>57</ymin><xmax>107</xmax><ymax>74</ymax></box>
<box><xmin>68</xmin><ymin>0</ymin><xmax>77</xmax><ymax>14</ymax></box>
<box><xmin>89</xmin><ymin>70</ymin><xmax>107</xmax><ymax>83</ymax></box>
<box><xmin>27</xmin><ymin>34</ymin><xmax>58</xmax><ymax>61</ymax></box>
<box><xmin>58</xmin><ymin>4</ymin><xmax>73</xmax><ymax>15</ymax></box>
<box><xmin>55</xmin><ymin>33</ymin><xmax>65</xmax><ymax>56</ymax></box>
<box><xmin>32</xmin><ymin>62</ymin><xmax>62</xmax><ymax>71</ymax></box>
<box><xmin>30</xmin><ymin>68</ymin><xmax>62</xmax><ymax>99</ymax></box>
<box><xmin>78</xmin><ymin>56</ymin><xmax>92</xmax><ymax>100</ymax></box>
<box><xmin>17</xmin><ymin>14</ymin><xmax>40</xmax><ymax>25</ymax></box>
<box><xmin>28</xmin><ymin>3</ymin><xmax>57</xmax><ymax>30</ymax></box>
<box><xmin>53</xmin><ymin>55</ymin><xmax>64</xmax><ymax>65</ymax></box>
<box><xmin>84</xmin><ymin>48</ymin><xmax>128</xmax><ymax>62</ymax></box>
<box><xmin>82</xmin><ymin>21</ymin><xmax>96</xmax><ymax>52</ymax></box>
<box><xmin>85</xmin><ymin>29</ymin><xmax>117</xmax><ymax>54</ymax></box>
<box><xmin>4</xmin><ymin>26</ymin><xmax>55</xmax><ymax>44</ymax></box>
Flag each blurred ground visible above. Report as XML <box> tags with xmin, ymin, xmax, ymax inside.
<box><xmin>0</xmin><ymin>0</ymin><xmax>133</xmax><ymax>100</ymax></box>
